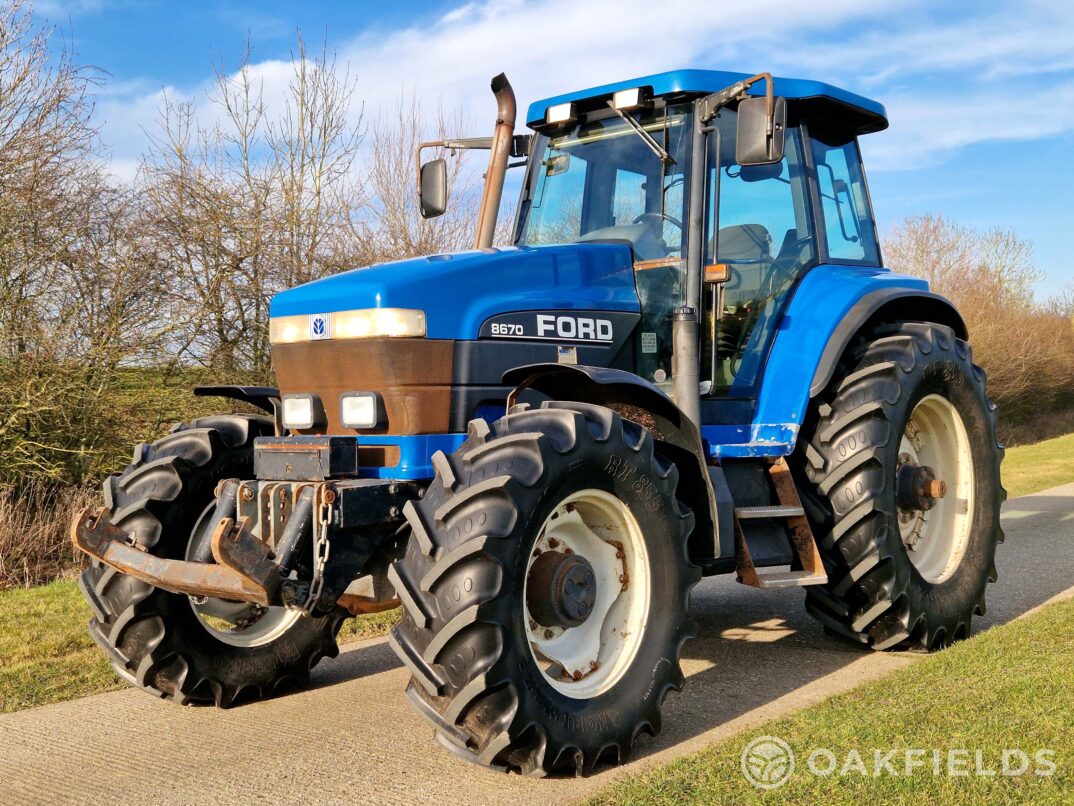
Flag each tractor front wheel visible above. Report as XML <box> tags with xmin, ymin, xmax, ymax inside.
<box><xmin>388</xmin><ymin>402</ymin><xmax>699</xmax><ymax>775</ymax></box>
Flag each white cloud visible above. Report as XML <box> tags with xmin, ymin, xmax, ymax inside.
<box><xmin>88</xmin><ymin>0</ymin><xmax>1074</xmax><ymax>178</ymax></box>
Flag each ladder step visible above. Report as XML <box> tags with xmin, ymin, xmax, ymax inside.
<box><xmin>754</xmin><ymin>569</ymin><xmax>828</xmax><ymax>589</ymax></box>
<box><xmin>734</xmin><ymin>505</ymin><xmax>805</xmax><ymax>520</ymax></box>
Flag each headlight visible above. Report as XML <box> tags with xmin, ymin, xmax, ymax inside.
<box><xmin>281</xmin><ymin>394</ymin><xmax>325</xmax><ymax>430</ymax></box>
<box><xmin>340</xmin><ymin>392</ymin><xmax>384</xmax><ymax>429</ymax></box>
<box><xmin>269</xmin><ymin>309</ymin><xmax>426</xmax><ymax>344</ymax></box>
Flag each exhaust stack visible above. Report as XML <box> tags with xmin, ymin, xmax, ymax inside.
<box><xmin>474</xmin><ymin>73</ymin><xmax>516</xmax><ymax>249</ymax></box>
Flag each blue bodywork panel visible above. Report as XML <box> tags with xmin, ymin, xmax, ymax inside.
<box><xmin>357</xmin><ymin>434</ymin><xmax>467</xmax><ymax>479</ymax></box>
<box><xmin>702</xmin><ymin>264</ymin><xmax>928</xmax><ymax>458</ymax></box>
<box><xmin>527</xmin><ymin>69</ymin><xmax>888</xmax><ymax>133</ymax></box>
<box><xmin>353</xmin><ymin>266</ymin><xmax>928</xmax><ymax>473</ymax></box>
<box><xmin>270</xmin><ymin>243</ymin><xmax>640</xmax><ymax>339</ymax></box>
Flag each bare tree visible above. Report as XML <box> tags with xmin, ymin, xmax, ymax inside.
<box><xmin>886</xmin><ymin>214</ymin><xmax>1074</xmax><ymax>420</ymax></box>
<box><xmin>355</xmin><ymin>96</ymin><xmax>481</xmax><ymax>262</ymax></box>
<box><xmin>139</xmin><ymin>36</ymin><xmax>365</xmax><ymax>375</ymax></box>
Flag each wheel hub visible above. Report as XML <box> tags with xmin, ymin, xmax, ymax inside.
<box><xmin>896</xmin><ymin>458</ymin><xmax>947</xmax><ymax>513</ymax></box>
<box><xmin>526</xmin><ymin>550</ymin><xmax>597</xmax><ymax>628</ymax></box>
<box><xmin>896</xmin><ymin>395</ymin><xmax>975</xmax><ymax>583</ymax></box>
<box><xmin>522</xmin><ymin>489</ymin><xmax>649</xmax><ymax>698</ymax></box>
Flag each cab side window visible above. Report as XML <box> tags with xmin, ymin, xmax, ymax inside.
<box><xmin>810</xmin><ymin>134</ymin><xmax>880</xmax><ymax>264</ymax></box>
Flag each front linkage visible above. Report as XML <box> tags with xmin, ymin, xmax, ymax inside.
<box><xmin>72</xmin><ymin>435</ymin><xmax>415</xmax><ymax>620</ymax></box>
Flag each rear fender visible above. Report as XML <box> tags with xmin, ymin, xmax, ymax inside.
<box><xmin>731</xmin><ymin>267</ymin><xmax>961</xmax><ymax>459</ymax></box>
<box><xmin>503</xmin><ymin>364</ymin><xmax>720</xmax><ymax>560</ymax></box>
<box><xmin>809</xmin><ymin>288</ymin><xmax>966</xmax><ymax>397</ymax></box>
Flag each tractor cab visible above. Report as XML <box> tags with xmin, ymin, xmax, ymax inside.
<box><xmin>514</xmin><ymin>71</ymin><xmax>885</xmax><ymax>408</ymax></box>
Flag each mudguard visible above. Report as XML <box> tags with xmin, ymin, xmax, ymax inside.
<box><xmin>503</xmin><ymin>363</ymin><xmax>721</xmax><ymax>559</ymax></box>
<box><xmin>707</xmin><ymin>265</ymin><xmax>963</xmax><ymax>458</ymax></box>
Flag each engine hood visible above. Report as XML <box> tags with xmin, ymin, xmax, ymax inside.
<box><xmin>269</xmin><ymin>243</ymin><xmax>640</xmax><ymax>340</ymax></box>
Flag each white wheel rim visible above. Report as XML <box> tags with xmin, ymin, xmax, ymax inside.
<box><xmin>898</xmin><ymin>394</ymin><xmax>976</xmax><ymax>584</ymax></box>
<box><xmin>523</xmin><ymin>489</ymin><xmax>650</xmax><ymax>699</ymax></box>
<box><xmin>185</xmin><ymin>505</ymin><xmax>303</xmax><ymax>648</ymax></box>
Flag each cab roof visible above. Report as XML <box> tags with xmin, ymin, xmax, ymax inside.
<box><xmin>526</xmin><ymin>69</ymin><xmax>888</xmax><ymax>135</ymax></box>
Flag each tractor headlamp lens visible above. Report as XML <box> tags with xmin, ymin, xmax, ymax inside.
<box><xmin>281</xmin><ymin>394</ymin><xmax>324</xmax><ymax>430</ymax></box>
<box><xmin>269</xmin><ymin>309</ymin><xmax>426</xmax><ymax>344</ymax></box>
<box><xmin>340</xmin><ymin>392</ymin><xmax>383</xmax><ymax>429</ymax></box>
<box><xmin>269</xmin><ymin>316</ymin><xmax>307</xmax><ymax>344</ymax></box>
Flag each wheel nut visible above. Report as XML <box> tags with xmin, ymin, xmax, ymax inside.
<box><xmin>529</xmin><ymin>620</ymin><xmax>537</xmax><ymax>631</ymax></box>
<box><xmin>572</xmin><ymin>670</ymin><xmax>582</xmax><ymax>681</ymax></box>
<box><xmin>544</xmin><ymin>629</ymin><xmax>554</xmax><ymax>640</ymax></box>
<box><xmin>548</xmin><ymin>538</ymin><xmax>560</xmax><ymax>548</ymax></box>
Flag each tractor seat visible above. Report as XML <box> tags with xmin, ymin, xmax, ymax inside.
<box><xmin>577</xmin><ymin>222</ymin><xmax>669</xmax><ymax>261</ymax></box>
<box><xmin>715</xmin><ymin>224</ymin><xmax>773</xmax><ymax>294</ymax></box>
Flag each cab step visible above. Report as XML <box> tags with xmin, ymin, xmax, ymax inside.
<box><xmin>734</xmin><ymin>458</ymin><xmax>827</xmax><ymax>589</ymax></box>
<box><xmin>734</xmin><ymin>505</ymin><xmax>805</xmax><ymax>520</ymax></box>
<box><xmin>746</xmin><ymin>569</ymin><xmax>828</xmax><ymax>589</ymax></box>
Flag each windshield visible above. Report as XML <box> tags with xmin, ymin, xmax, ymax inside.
<box><xmin>516</xmin><ymin>103</ymin><xmax>693</xmax><ymax>261</ymax></box>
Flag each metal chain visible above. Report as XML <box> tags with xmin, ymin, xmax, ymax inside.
<box><xmin>303</xmin><ymin>494</ymin><xmax>333</xmax><ymax>614</ymax></box>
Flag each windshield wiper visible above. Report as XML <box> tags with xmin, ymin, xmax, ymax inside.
<box><xmin>605</xmin><ymin>101</ymin><xmax>674</xmax><ymax>165</ymax></box>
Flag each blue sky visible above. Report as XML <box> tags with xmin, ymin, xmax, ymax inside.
<box><xmin>40</xmin><ymin>0</ymin><xmax>1074</xmax><ymax>295</ymax></box>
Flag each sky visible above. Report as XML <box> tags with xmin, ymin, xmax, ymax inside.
<box><xmin>38</xmin><ymin>0</ymin><xmax>1074</xmax><ymax>295</ymax></box>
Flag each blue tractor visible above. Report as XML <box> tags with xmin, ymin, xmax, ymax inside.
<box><xmin>73</xmin><ymin>69</ymin><xmax>1003</xmax><ymax>776</ymax></box>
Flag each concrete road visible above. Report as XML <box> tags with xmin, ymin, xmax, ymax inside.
<box><xmin>3</xmin><ymin>484</ymin><xmax>1073</xmax><ymax>805</ymax></box>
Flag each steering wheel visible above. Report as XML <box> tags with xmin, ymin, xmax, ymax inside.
<box><xmin>634</xmin><ymin>212</ymin><xmax>683</xmax><ymax>232</ymax></box>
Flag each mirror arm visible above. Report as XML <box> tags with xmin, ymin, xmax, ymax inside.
<box><xmin>414</xmin><ymin>138</ymin><xmax>495</xmax><ymax>196</ymax></box>
<box><xmin>697</xmin><ymin>71</ymin><xmax>774</xmax><ymax>127</ymax></box>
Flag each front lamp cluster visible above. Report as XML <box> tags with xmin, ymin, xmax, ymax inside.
<box><xmin>269</xmin><ymin>308</ymin><xmax>426</xmax><ymax>344</ymax></box>
<box><xmin>280</xmin><ymin>392</ymin><xmax>384</xmax><ymax>431</ymax></box>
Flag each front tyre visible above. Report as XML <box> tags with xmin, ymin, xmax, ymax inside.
<box><xmin>388</xmin><ymin>402</ymin><xmax>699</xmax><ymax>775</ymax></box>
<box><xmin>78</xmin><ymin>414</ymin><xmax>346</xmax><ymax>706</ymax></box>
<box><xmin>798</xmin><ymin>322</ymin><xmax>1004</xmax><ymax>650</ymax></box>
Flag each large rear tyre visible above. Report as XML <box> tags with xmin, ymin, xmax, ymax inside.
<box><xmin>77</xmin><ymin>414</ymin><xmax>346</xmax><ymax>706</ymax></box>
<box><xmin>797</xmin><ymin>322</ymin><xmax>1004</xmax><ymax>650</ymax></box>
<box><xmin>388</xmin><ymin>402</ymin><xmax>699</xmax><ymax>776</ymax></box>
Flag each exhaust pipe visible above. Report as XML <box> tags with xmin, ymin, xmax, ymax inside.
<box><xmin>474</xmin><ymin>73</ymin><xmax>516</xmax><ymax>249</ymax></box>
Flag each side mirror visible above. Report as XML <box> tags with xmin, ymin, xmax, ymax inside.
<box><xmin>419</xmin><ymin>158</ymin><xmax>447</xmax><ymax>218</ymax></box>
<box><xmin>736</xmin><ymin>96</ymin><xmax>786</xmax><ymax>166</ymax></box>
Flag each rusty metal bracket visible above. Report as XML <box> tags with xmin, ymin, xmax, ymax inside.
<box><xmin>71</xmin><ymin>507</ymin><xmax>281</xmax><ymax>606</ymax></box>
<box><xmin>336</xmin><ymin>593</ymin><xmax>400</xmax><ymax>616</ymax></box>
<box><xmin>210</xmin><ymin>516</ymin><xmax>283</xmax><ymax>602</ymax></box>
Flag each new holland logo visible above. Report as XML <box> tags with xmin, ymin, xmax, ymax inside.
<box><xmin>309</xmin><ymin>313</ymin><xmax>330</xmax><ymax>340</ymax></box>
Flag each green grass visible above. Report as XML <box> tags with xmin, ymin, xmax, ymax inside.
<box><xmin>1002</xmin><ymin>432</ymin><xmax>1074</xmax><ymax>499</ymax></box>
<box><xmin>339</xmin><ymin>607</ymin><xmax>400</xmax><ymax>641</ymax></box>
<box><xmin>0</xmin><ymin>579</ymin><xmax>121</xmax><ymax>713</ymax></box>
<box><xmin>0</xmin><ymin>579</ymin><xmax>399</xmax><ymax>714</ymax></box>
<box><xmin>589</xmin><ymin>596</ymin><xmax>1074</xmax><ymax>805</ymax></box>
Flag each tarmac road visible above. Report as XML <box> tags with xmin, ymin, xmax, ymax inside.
<box><xmin>2</xmin><ymin>483</ymin><xmax>1072</xmax><ymax>805</ymax></box>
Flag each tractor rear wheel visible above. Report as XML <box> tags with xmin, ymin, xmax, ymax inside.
<box><xmin>388</xmin><ymin>402</ymin><xmax>699</xmax><ymax>775</ymax></box>
<box><xmin>797</xmin><ymin>322</ymin><xmax>1004</xmax><ymax>650</ymax></box>
<box><xmin>78</xmin><ymin>414</ymin><xmax>346</xmax><ymax>705</ymax></box>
